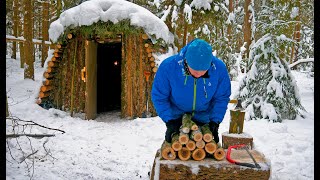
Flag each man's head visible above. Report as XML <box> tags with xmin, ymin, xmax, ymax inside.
<box><xmin>185</xmin><ymin>39</ymin><xmax>213</xmax><ymax>72</ymax></box>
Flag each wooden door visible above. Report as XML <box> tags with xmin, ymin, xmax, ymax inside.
<box><xmin>85</xmin><ymin>40</ymin><xmax>97</xmax><ymax>120</ymax></box>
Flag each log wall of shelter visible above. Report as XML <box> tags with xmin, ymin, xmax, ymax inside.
<box><xmin>121</xmin><ymin>34</ymin><xmax>156</xmax><ymax>118</ymax></box>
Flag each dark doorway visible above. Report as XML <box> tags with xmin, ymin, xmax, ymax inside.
<box><xmin>97</xmin><ymin>42</ymin><xmax>122</xmax><ymax>113</ymax></box>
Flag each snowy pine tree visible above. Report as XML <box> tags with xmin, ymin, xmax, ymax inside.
<box><xmin>234</xmin><ymin>34</ymin><xmax>305</xmax><ymax>122</ymax></box>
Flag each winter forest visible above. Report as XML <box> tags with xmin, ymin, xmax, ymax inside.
<box><xmin>6</xmin><ymin>0</ymin><xmax>314</xmax><ymax>179</ymax></box>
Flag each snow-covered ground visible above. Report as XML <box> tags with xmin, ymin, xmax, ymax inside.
<box><xmin>6</xmin><ymin>56</ymin><xmax>314</xmax><ymax>180</ymax></box>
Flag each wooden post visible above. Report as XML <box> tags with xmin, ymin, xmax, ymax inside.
<box><xmin>85</xmin><ymin>40</ymin><xmax>97</xmax><ymax>120</ymax></box>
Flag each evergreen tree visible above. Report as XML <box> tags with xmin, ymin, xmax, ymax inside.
<box><xmin>234</xmin><ymin>34</ymin><xmax>305</xmax><ymax>122</ymax></box>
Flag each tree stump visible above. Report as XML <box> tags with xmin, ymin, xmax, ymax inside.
<box><xmin>222</xmin><ymin>131</ymin><xmax>254</xmax><ymax>149</ymax></box>
<box><xmin>150</xmin><ymin>149</ymin><xmax>271</xmax><ymax>180</ymax></box>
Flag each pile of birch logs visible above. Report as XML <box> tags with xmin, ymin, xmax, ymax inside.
<box><xmin>161</xmin><ymin>114</ymin><xmax>225</xmax><ymax>161</ymax></box>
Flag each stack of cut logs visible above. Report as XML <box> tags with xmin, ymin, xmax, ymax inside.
<box><xmin>161</xmin><ymin>114</ymin><xmax>225</xmax><ymax>161</ymax></box>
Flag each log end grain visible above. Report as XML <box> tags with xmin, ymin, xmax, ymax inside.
<box><xmin>178</xmin><ymin>147</ymin><xmax>191</xmax><ymax>161</ymax></box>
<box><xmin>203</xmin><ymin>133</ymin><xmax>213</xmax><ymax>143</ymax></box>
<box><xmin>192</xmin><ymin>148</ymin><xmax>206</xmax><ymax>161</ymax></box>
<box><xmin>186</xmin><ymin>140</ymin><xmax>196</xmax><ymax>151</ymax></box>
<box><xmin>205</xmin><ymin>142</ymin><xmax>217</xmax><ymax>154</ymax></box>
<box><xmin>213</xmin><ymin>148</ymin><xmax>225</xmax><ymax>161</ymax></box>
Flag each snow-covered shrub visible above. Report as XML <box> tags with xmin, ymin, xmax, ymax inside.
<box><xmin>234</xmin><ymin>34</ymin><xmax>305</xmax><ymax>122</ymax></box>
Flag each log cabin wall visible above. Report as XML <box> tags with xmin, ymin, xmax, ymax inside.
<box><xmin>39</xmin><ymin>32</ymin><xmax>158</xmax><ymax>119</ymax></box>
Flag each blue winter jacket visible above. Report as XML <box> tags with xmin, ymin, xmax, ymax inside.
<box><xmin>151</xmin><ymin>42</ymin><xmax>231</xmax><ymax>124</ymax></box>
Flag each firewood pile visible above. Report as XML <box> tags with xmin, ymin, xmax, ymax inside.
<box><xmin>161</xmin><ymin>114</ymin><xmax>225</xmax><ymax>161</ymax></box>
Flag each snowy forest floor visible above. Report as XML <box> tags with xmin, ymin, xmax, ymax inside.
<box><xmin>6</xmin><ymin>56</ymin><xmax>314</xmax><ymax>180</ymax></box>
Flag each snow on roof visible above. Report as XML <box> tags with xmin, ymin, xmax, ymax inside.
<box><xmin>49</xmin><ymin>0</ymin><xmax>174</xmax><ymax>44</ymax></box>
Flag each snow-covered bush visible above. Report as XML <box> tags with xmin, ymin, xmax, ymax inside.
<box><xmin>234</xmin><ymin>34</ymin><xmax>305</xmax><ymax>122</ymax></box>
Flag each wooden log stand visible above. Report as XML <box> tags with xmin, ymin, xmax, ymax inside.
<box><xmin>222</xmin><ymin>131</ymin><xmax>254</xmax><ymax>149</ymax></box>
<box><xmin>150</xmin><ymin>149</ymin><xmax>271</xmax><ymax>180</ymax></box>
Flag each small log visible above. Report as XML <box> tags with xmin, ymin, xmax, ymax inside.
<box><xmin>186</xmin><ymin>140</ymin><xmax>196</xmax><ymax>151</ymax></box>
<box><xmin>39</xmin><ymin>91</ymin><xmax>50</xmax><ymax>98</ymax></box>
<box><xmin>146</xmin><ymin>47</ymin><xmax>153</xmax><ymax>53</ymax></box>
<box><xmin>201</xmin><ymin>124</ymin><xmax>213</xmax><ymax>142</ymax></box>
<box><xmin>48</xmin><ymin>61</ymin><xmax>58</xmax><ymax>67</ymax></box>
<box><xmin>191</xmin><ymin>129</ymin><xmax>203</xmax><ymax>142</ymax></box>
<box><xmin>192</xmin><ymin>148</ymin><xmax>206</xmax><ymax>161</ymax></box>
<box><xmin>178</xmin><ymin>147</ymin><xmax>191</xmax><ymax>161</ymax></box>
<box><xmin>54</xmin><ymin>48</ymin><xmax>63</xmax><ymax>53</ymax></box>
<box><xmin>147</xmin><ymin>53</ymin><xmax>152</xmax><ymax>58</ymax></box>
<box><xmin>161</xmin><ymin>141</ymin><xmax>176</xmax><ymax>160</ymax></box>
<box><xmin>43</xmin><ymin>72</ymin><xmax>54</xmax><ymax>79</ymax></box>
<box><xmin>43</xmin><ymin>79</ymin><xmax>53</xmax><ymax>86</ymax></box>
<box><xmin>67</xmin><ymin>33</ymin><xmax>73</xmax><ymax>39</ymax></box>
<box><xmin>47</xmin><ymin>67</ymin><xmax>56</xmax><ymax>73</ymax></box>
<box><xmin>152</xmin><ymin>67</ymin><xmax>158</xmax><ymax>73</ymax></box>
<box><xmin>229</xmin><ymin>99</ymin><xmax>238</xmax><ymax>104</ymax></box>
<box><xmin>178</xmin><ymin>132</ymin><xmax>189</xmax><ymax>145</ymax></box>
<box><xmin>144</xmin><ymin>43</ymin><xmax>149</xmax><ymax>48</ymax></box>
<box><xmin>54</xmin><ymin>52</ymin><xmax>62</xmax><ymax>57</ymax></box>
<box><xmin>40</xmin><ymin>85</ymin><xmax>53</xmax><ymax>92</ymax></box>
<box><xmin>142</xmin><ymin>34</ymin><xmax>148</xmax><ymax>40</ymax></box>
<box><xmin>149</xmin><ymin>56</ymin><xmax>155</xmax><ymax>61</ymax></box>
<box><xmin>213</xmin><ymin>147</ymin><xmax>225</xmax><ymax>161</ymax></box>
<box><xmin>196</xmin><ymin>140</ymin><xmax>205</xmax><ymax>149</ymax></box>
<box><xmin>150</xmin><ymin>62</ymin><xmax>155</xmax><ymax>67</ymax></box>
<box><xmin>205</xmin><ymin>141</ymin><xmax>217</xmax><ymax>154</ymax></box>
<box><xmin>51</xmin><ymin>56</ymin><xmax>61</xmax><ymax>62</ymax></box>
<box><xmin>56</xmin><ymin>44</ymin><xmax>62</xmax><ymax>49</ymax></box>
<box><xmin>181</xmin><ymin>114</ymin><xmax>198</xmax><ymax>133</ymax></box>
<box><xmin>171</xmin><ymin>133</ymin><xmax>182</xmax><ymax>151</ymax></box>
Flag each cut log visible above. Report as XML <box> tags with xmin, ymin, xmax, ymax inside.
<box><xmin>201</xmin><ymin>124</ymin><xmax>213</xmax><ymax>142</ymax></box>
<box><xmin>181</xmin><ymin>114</ymin><xmax>198</xmax><ymax>133</ymax></box>
<box><xmin>161</xmin><ymin>141</ymin><xmax>176</xmax><ymax>160</ymax></box>
<box><xmin>39</xmin><ymin>91</ymin><xmax>50</xmax><ymax>98</ymax></box>
<box><xmin>150</xmin><ymin>61</ymin><xmax>155</xmax><ymax>67</ymax></box>
<box><xmin>178</xmin><ymin>147</ymin><xmax>191</xmax><ymax>161</ymax></box>
<box><xmin>205</xmin><ymin>141</ymin><xmax>217</xmax><ymax>154</ymax></box>
<box><xmin>40</xmin><ymin>85</ymin><xmax>53</xmax><ymax>92</ymax></box>
<box><xmin>144</xmin><ymin>43</ymin><xmax>149</xmax><ymax>48</ymax></box>
<box><xmin>67</xmin><ymin>33</ymin><xmax>73</xmax><ymax>39</ymax></box>
<box><xmin>142</xmin><ymin>34</ymin><xmax>148</xmax><ymax>40</ymax></box>
<box><xmin>171</xmin><ymin>133</ymin><xmax>182</xmax><ymax>151</ymax></box>
<box><xmin>56</xmin><ymin>44</ymin><xmax>62</xmax><ymax>49</ymax></box>
<box><xmin>196</xmin><ymin>140</ymin><xmax>205</xmax><ymax>149</ymax></box>
<box><xmin>47</xmin><ymin>67</ymin><xmax>56</xmax><ymax>73</ymax></box>
<box><xmin>190</xmin><ymin>129</ymin><xmax>203</xmax><ymax>142</ymax></box>
<box><xmin>178</xmin><ymin>132</ymin><xmax>189</xmax><ymax>145</ymax></box>
<box><xmin>43</xmin><ymin>72</ymin><xmax>54</xmax><ymax>79</ymax></box>
<box><xmin>54</xmin><ymin>48</ymin><xmax>63</xmax><ymax>53</ymax></box>
<box><xmin>43</xmin><ymin>79</ymin><xmax>53</xmax><ymax>86</ymax></box>
<box><xmin>48</xmin><ymin>61</ymin><xmax>58</xmax><ymax>67</ymax></box>
<box><xmin>222</xmin><ymin>131</ymin><xmax>253</xmax><ymax>149</ymax></box>
<box><xmin>152</xmin><ymin>67</ymin><xmax>158</xmax><ymax>73</ymax></box>
<box><xmin>186</xmin><ymin>140</ymin><xmax>196</xmax><ymax>151</ymax></box>
<box><xmin>146</xmin><ymin>47</ymin><xmax>153</xmax><ymax>53</ymax></box>
<box><xmin>213</xmin><ymin>147</ymin><xmax>225</xmax><ymax>161</ymax></box>
<box><xmin>192</xmin><ymin>148</ymin><xmax>206</xmax><ymax>161</ymax></box>
<box><xmin>147</xmin><ymin>53</ymin><xmax>152</xmax><ymax>58</ymax></box>
<box><xmin>54</xmin><ymin>52</ymin><xmax>62</xmax><ymax>57</ymax></box>
<box><xmin>149</xmin><ymin>56</ymin><xmax>155</xmax><ymax>61</ymax></box>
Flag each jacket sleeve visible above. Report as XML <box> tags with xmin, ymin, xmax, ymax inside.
<box><xmin>209</xmin><ymin>65</ymin><xmax>231</xmax><ymax>124</ymax></box>
<box><xmin>151</xmin><ymin>60</ymin><xmax>184</xmax><ymax>123</ymax></box>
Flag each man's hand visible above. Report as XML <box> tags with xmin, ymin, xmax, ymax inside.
<box><xmin>209</xmin><ymin>121</ymin><xmax>220</xmax><ymax>143</ymax></box>
<box><xmin>165</xmin><ymin>118</ymin><xmax>182</xmax><ymax>143</ymax></box>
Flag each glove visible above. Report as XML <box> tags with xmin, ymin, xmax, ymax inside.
<box><xmin>165</xmin><ymin>118</ymin><xmax>182</xmax><ymax>143</ymax></box>
<box><xmin>209</xmin><ymin>121</ymin><xmax>220</xmax><ymax>143</ymax></box>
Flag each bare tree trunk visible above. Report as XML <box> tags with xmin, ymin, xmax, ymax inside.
<box><xmin>6</xmin><ymin>93</ymin><xmax>9</xmax><ymax>117</ymax></box>
<box><xmin>23</xmin><ymin>0</ymin><xmax>34</xmax><ymax>80</ymax></box>
<box><xmin>290</xmin><ymin>0</ymin><xmax>301</xmax><ymax>70</ymax></box>
<box><xmin>243</xmin><ymin>0</ymin><xmax>252</xmax><ymax>61</ymax></box>
<box><xmin>42</xmin><ymin>0</ymin><xmax>50</xmax><ymax>67</ymax></box>
<box><xmin>12</xmin><ymin>0</ymin><xmax>19</xmax><ymax>59</ymax></box>
<box><xmin>227</xmin><ymin>0</ymin><xmax>234</xmax><ymax>46</ymax></box>
<box><xmin>18</xmin><ymin>1</ymin><xmax>24</xmax><ymax>68</ymax></box>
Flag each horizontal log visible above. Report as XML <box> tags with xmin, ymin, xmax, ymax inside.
<box><xmin>146</xmin><ymin>47</ymin><xmax>153</xmax><ymax>53</ymax></box>
<box><xmin>147</xmin><ymin>53</ymin><xmax>152</xmax><ymax>58</ymax></box>
<box><xmin>192</xmin><ymin>148</ymin><xmax>206</xmax><ymax>161</ymax></box>
<box><xmin>39</xmin><ymin>91</ymin><xmax>50</xmax><ymax>98</ymax></box>
<box><xmin>54</xmin><ymin>48</ymin><xmax>63</xmax><ymax>53</ymax></box>
<box><xmin>172</xmin><ymin>133</ymin><xmax>182</xmax><ymax>151</ymax></box>
<box><xmin>229</xmin><ymin>99</ymin><xmax>238</xmax><ymax>104</ymax></box>
<box><xmin>46</xmin><ymin>67</ymin><xmax>56</xmax><ymax>73</ymax></box>
<box><xmin>43</xmin><ymin>79</ymin><xmax>53</xmax><ymax>86</ymax></box>
<box><xmin>51</xmin><ymin>56</ymin><xmax>61</xmax><ymax>62</ymax></box>
<box><xmin>191</xmin><ymin>129</ymin><xmax>203</xmax><ymax>142</ymax></box>
<box><xmin>201</xmin><ymin>124</ymin><xmax>213</xmax><ymax>142</ymax></box>
<box><xmin>161</xmin><ymin>141</ymin><xmax>176</xmax><ymax>160</ymax></box>
<box><xmin>178</xmin><ymin>132</ymin><xmax>189</xmax><ymax>145</ymax></box>
<box><xmin>213</xmin><ymin>147</ymin><xmax>225</xmax><ymax>161</ymax></box>
<box><xmin>205</xmin><ymin>141</ymin><xmax>217</xmax><ymax>154</ymax></box>
<box><xmin>56</xmin><ymin>44</ymin><xmax>62</xmax><ymax>49</ymax></box>
<box><xmin>6</xmin><ymin>134</ymin><xmax>55</xmax><ymax>138</ymax></box>
<box><xmin>43</xmin><ymin>72</ymin><xmax>54</xmax><ymax>79</ymax></box>
<box><xmin>144</xmin><ymin>43</ymin><xmax>149</xmax><ymax>48</ymax></box>
<box><xmin>196</xmin><ymin>140</ymin><xmax>205</xmax><ymax>149</ymax></box>
<box><xmin>178</xmin><ymin>147</ymin><xmax>191</xmax><ymax>161</ymax></box>
<box><xmin>48</xmin><ymin>61</ymin><xmax>58</xmax><ymax>67</ymax></box>
<box><xmin>54</xmin><ymin>52</ymin><xmax>62</xmax><ymax>57</ymax></box>
<box><xmin>40</xmin><ymin>85</ymin><xmax>53</xmax><ymax>92</ymax></box>
<box><xmin>186</xmin><ymin>140</ymin><xmax>196</xmax><ymax>151</ymax></box>
<box><xmin>149</xmin><ymin>56</ymin><xmax>155</xmax><ymax>61</ymax></box>
<box><xmin>152</xmin><ymin>67</ymin><xmax>158</xmax><ymax>73</ymax></box>
<box><xmin>67</xmin><ymin>33</ymin><xmax>73</xmax><ymax>39</ymax></box>
<box><xmin>142</xmin><ymin>34</ymin><xmax>148</xmax><ymax>40</ymax></box>
<box><xmin>150</xmin><ymin>62</ymin><xmax>155</xmax><ymax>67</ymax></box>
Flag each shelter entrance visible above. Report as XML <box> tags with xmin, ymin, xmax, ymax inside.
<box><xmin>97</xmin><ymin>41</ymin><xmax>122</xmax><ymax>114</ymax></box>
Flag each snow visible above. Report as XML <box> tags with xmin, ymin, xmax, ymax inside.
<box><xmin>6</xmin><ymin>52</ymin><xmax>314</xmax><ymax>179</ymax></box>
<box><xmin>48</xmin><ymin>0</ymin><xmax>174</xmax><ymax>44</ymax></box>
